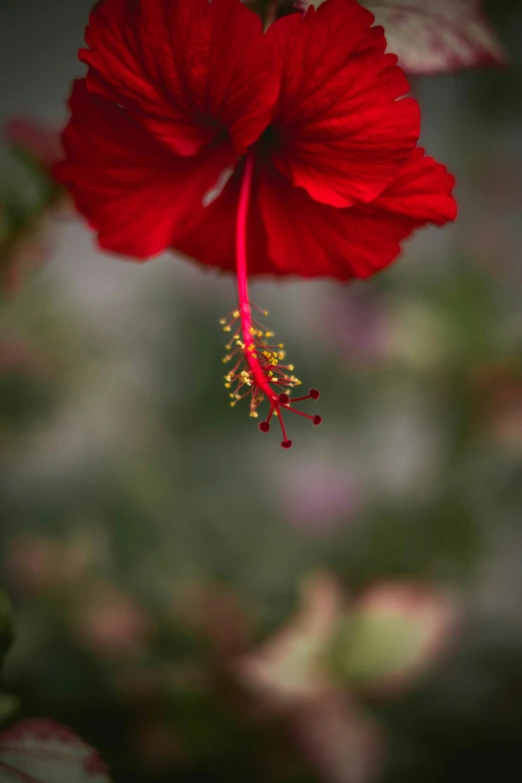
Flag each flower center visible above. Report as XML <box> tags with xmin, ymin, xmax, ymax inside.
<box><xmin>220</xmin><ymin>156</ymin><xmax>321</xmax><ymax>448</ymax></box>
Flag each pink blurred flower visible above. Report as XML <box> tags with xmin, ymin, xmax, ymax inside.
<box><xmin>467</xmin><ymin>156</ymin><xmax>522</xmax><ymax>278</ymax></box>
<box><xmin>5</xmin><ymin>118</ymin><xmax>62</xmax><ymax>172</ymax></box>
<box><xmin>134</xmin><ymin>720</ymin><xmax>184</xmax><ymax>772</ymax></box>
<box><xmin>73</xmin><ymin>583</ymin><xmax>151</xmax><ymax>658</ymax></box>
<box><xmin>291</xmin><ymin>692</ymin><xmax>383</xmax><ymax>783</ymax></box>
<box><xmin>5</xmin><ymin>538</ymin><xmax>57</xmax><ymax>594</ymax></box>
<box><xmin>0</xmin><ymin>337</ymin><xmax>50</xmax><ymax>375</ymax></box>
<box><xmin>1</xmin><ymin>119</ymin><xmax>67</xmax><ymax>292</ymax></box>
<box><xmin>174</xmin><ymin>583</ymin><xmax>252</xmax><ymax>663</ymax></box>
<box><xmin>281</xmin><ymin>459</ymin><xmax>361</xmax><ymax>534</ymax></box>
<box><xmin>0</xmin><ymin>227</ymin><xmax>55</xmax><ymax>293</ymax></box>
<box><xmin>5</xmin><ymin>535</ymin><xmax>91</xmax><ymax>595</ymax></box>
<box><xmin>475</xmin><ymin>363</ymin><xmax>522</xmax><ymax>452</ymax></box>
<box><xmin>324</xmin><ymin>289</ymin><xmax>391</xmax><ymax>365</ymax></box>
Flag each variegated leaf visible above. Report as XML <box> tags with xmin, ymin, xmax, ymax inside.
<box><xmin>295</xmin><ymin>0</ymin><xmax>506</xmax><ymax>74</ymax></box>
<box><xmin>238</xmin><ymin>573</ymin><xmax>342</xmax><ymax>704</ymax></box>
<box><xmin>0</xmin><ymin>720</ymin><xmax>111</xmax><ymax>783</ymax></box>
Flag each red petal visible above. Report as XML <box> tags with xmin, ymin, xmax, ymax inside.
<box><xmin>255</xmin><ymin>150</ymin><xmax>456</xmax><ymax>279</ymax></box>
<box><xmin>175</xmin><ymin>149</ymin><xmax>455</xmax><ymax>279</ymax></box>
<box><xmin>175</xmin><ymin>162</ymin><xmax>270</xmax><ymax>275</ymax></box>
<box><xmin>363</xmin><ymin>147</ymin><xmax>458</xmax><ymax>225</ymax></box>
<box><xmin>81</xmin><ymin>0</ymin><xmax>277</xmax><ymax>157</ymax></box>
<box><xmin>266</xmin><ymin>0</ymin><xmax>420</xmax><ymax>208</ymax></box>
<box><xmin>54</xmin><ymin>81</ymin><xmax>236</xmax><ymax>259</ymax></box>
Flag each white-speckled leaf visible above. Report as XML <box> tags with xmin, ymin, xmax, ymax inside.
<box><xmin>295</xmin><ymin>0</ymin><xmax>506</xmax><ymax>74</ymax></box>
<box><xmin>365</xmin><ymin>0</ymin><xmax>506</xmax><ymax>74</ymax></box>
<box><xmin>0</xmin><ymin>720</ymin><xmax>111</xmax><ymax>783</ymax></box>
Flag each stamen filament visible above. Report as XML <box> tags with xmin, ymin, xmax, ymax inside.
<box><xmin>220</xmin><ymin>155</ymin><xmax>321</xmax><ymax>447</ymax></box>
<box><xmin>236</xmin><ymin>157</ymin><xmax>273</xmax><ymax>398</ymax></box>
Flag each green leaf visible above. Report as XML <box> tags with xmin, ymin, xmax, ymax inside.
<box><xmin>0</xmin><ymin>693</ymin><xmax>20</xmax><ymax>726</ymax></box>
<box><xmin>329</xmin><ymin>584</ymin><xmax>455</xmax><ymax>690</ymax></box>
<box><xmin>0</xmin><ymin>592</ymin><xmax>14</xmax><ymax>676</ymax></box>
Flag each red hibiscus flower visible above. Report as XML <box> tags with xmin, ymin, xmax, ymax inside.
<box><xmin>55</xmin><ymin>0</ymin><xmax>457</xmax><ymax>447</ymax></box>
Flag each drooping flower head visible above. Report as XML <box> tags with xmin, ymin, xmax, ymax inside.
<box><xmin>55</xmin><ymin>0</ymin><xmax>457</xmax><ymax>447</ymax></box>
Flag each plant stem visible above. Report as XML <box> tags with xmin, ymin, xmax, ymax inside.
<box><xmin>264</xmin><ymin>0</ymin><xmax>280</xmax><ymax>30</ymax></box>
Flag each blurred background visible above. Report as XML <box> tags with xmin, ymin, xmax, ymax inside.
<box><xmin>0</xmin><ymin>1</ymin><xmax>522</xmax><ymax>781</ymax></box>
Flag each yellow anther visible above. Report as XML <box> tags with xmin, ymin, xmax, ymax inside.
<box><xmin>220</xmin><ymin>301</ymin><xmax>306</xmax><ymax>423</ymax></box>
